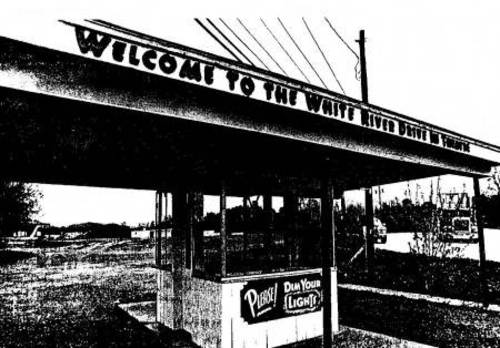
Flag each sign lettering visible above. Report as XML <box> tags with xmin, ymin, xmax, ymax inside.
<box><xmin>241</xmin><ymin>273</ymin><xmax>322</xmax><ymax>324</ymax></box>
<box><xmin>72</xmin><ymin>25</ymin><xmax>471</xmax><ymax>155</ymax></box>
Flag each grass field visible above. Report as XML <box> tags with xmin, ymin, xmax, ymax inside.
<box><xmin>1</xmin><ymin>241</ymin><xmax>500</xmax><ymax>347</ymax></box>
<box><xmin>0</xmin><ymin>242</ymin><xmax>159</xmax><ymax>347</ymax></box>
<box><xmin>339</xmin><ymin>288</ymin><xmax>500</xmax><ymax>347</ymax></box>
<box><xmin>339</xmin><ymin>248</ymin><xmax>500</xmax><ymax>304</ymax></box>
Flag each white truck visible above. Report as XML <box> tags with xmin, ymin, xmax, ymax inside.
<box><xmin>439</xmin><ymin>192</ymin><xmax>478</xmax><ymax>243</ymax></box>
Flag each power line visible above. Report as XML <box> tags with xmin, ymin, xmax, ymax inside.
<box><xmin>324</xmin><ymin>17</ymin><xmax>359</xmax><ymax>58</ymax></box>
<box><xmin>302</xmin><ymin>17</ymin><xmax>345</xmax><ymax>94</ymax></box>
<box><xmin>219</xmin><ymin>18</ymin><xmax>271</xmax><ymax>70</ymax></box>
<box><xmin>324</xmin><ymin>17</ymin><xmax>361</xmax><ymax>81</ymax></box>
<box><xmin>260</xmin><ymin>18</ymin><xmax>312</xmax><ymax>83</ymax></box>
<box><xmin>206</xmin><ymin>18</ymin><xmax>255</xmax><ymax>66</ymax></box>
<box><xmin>277</xmin><ymin>17</ymin><xmax>328</xmax><ymax>89</ymax></box>
<box><xmin>237</xmin><ymin>18</ymin><xmax>289</xmax><ymax>76</ymax></box>
<box><xmin>194</xmin><ymin>18</ymin><xmax>242</xmax><ymax>62</ymax></box>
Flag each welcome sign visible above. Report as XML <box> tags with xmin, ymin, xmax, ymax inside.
<box><xmin>61</xmin><ymin>20</ymin><xmax>476</xmax><ymax>157</ymax></box>
<box><xmin>241</xmin><ymin>273</ymin><xmax>322</xmax><ymax>324</ymax></box>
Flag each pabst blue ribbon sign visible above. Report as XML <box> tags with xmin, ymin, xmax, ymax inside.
<box><xmin>241</xmin><ymin>273</ymin><xmax>322</xmax><ymax>324</ymax></box>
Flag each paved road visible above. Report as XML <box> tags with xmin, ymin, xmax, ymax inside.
<box><xmin>377</xmin><ymin>229</ymin><xmax>500</xmax><ymax>262</ymax></box>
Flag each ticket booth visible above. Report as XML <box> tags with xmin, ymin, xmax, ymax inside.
<box><xmin>154</xmin><ymin>181</ymin><xmax>339</xmax><ymax>348</ymax></box>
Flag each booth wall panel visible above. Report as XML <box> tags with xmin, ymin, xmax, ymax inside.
<box><xmin>221</xmin><ymin>281</ymin><xmax>326</xmax><ymax>348</ymax></box>
<box><xmin>182</xmin><ymin>274</ymin><xmax>223</xmax><ymax>348</ymax></box>
<box><xmin>157</xmin><ymin>269</ymin><xmax>174</xmax><ymax>328</ymax></box>
<box><xmin>158</xmin><ymin>270</ymin><xmax>338</xmax><ymax>347</ymax></box>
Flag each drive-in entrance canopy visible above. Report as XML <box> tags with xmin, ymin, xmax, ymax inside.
<box><xmin>0</xmin><ymin>19</ymin><xmax>499</xmax><ymax>194</ymax></box>
<box><xmin>65</xmin><ymin>20</ymin><xmax>490</xmax><ymax>161</ymax></box>
<box><xmin>1</xmin><ymin>19</ymin><xmax>500</xmax><ymax>348</ymax></box>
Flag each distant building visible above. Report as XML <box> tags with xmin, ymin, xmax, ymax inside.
<box><xmin>11</xmin><ymin>223</ymin><xmax>50</xmax><ymax>238</ymax></box>
<box><xmin>131</xmin><ymin>228</ymin><xmax>153</xmax><ymax>240</ymax></box>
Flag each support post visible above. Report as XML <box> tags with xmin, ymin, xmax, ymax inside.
<box><xmin>321</xmin><ymin>177</ymin><xmax>338</xmax><ymax>348</ymax></box>
<box><xmin>155</xmin><ymin>191</ymin><xmax>163</xmax><ymax>266</ymax></box>
<box><xmin>220</xmin><ymin>181</ymin><xmax>227</xmax><ymax>277</ymax></box>
<box><xmin>340</xmin><ymin>194</ymin><xmax>346</xmax><ymax>220</ymax></box>
<box><xmin>190</xmin><ymin>193</ymin><xmax>204</xmax><ymax>273</ymax></box>
<box><xmin>186</xmin><ymin>192</ymin><xmax>203</xmax><ymax>270</ymax></box>
<box><xmin>284</xmin><ymin>194</ymin><xmax>299</xmax><ymax>267</ymax></box>
<box><xmin>263</xmin><ymin>193</ymin><xmax>273</xmax><ymax>265</ymax></box>
<box><xmin>164</xmin><ymin>192</ymin><xmax>169</xmax><ymax>222</ymax></box>
<box><xmin>263</xmin><ymin>194</ymin><xmax>274</xmax><ymax>230</ymax></box>
<box><xmin>172</xmin><ymin>190</ymin><xmax>189</xmax><ymax>330</ymax></box>
<box><xmin>186</xmin><ymin>193</ymin><xmax>193</xmax><ymax>271</ymax></box>
<box><xmin>473</xmin><ymin>177</ymin><xmax>489</xmax><ymax>307</ymax></box>
<box><xmin>243</xmin><ymin>196</ymin><xmax>249</xmax><ymax>266</ymax></box>
<box><xmin>365</xmin><ymin>188</ymin><xmax>374</xmax><ymax>275</ymax></box>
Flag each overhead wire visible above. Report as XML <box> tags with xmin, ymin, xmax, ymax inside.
<box><xmin>277</xmin><ymin>17</ymin><xmax>328</xmax><ymax>89</ymax></box>
<box><xmin>324</xmin><ymin>17</ymin><xmax>361</xmax><ymax>81</ymax></box>
<box><xmin>259</xmin><ymin>18</ymin><xmax>312</xmax><ymax>84</ymax></box>
<box><xmin>302</xmin><ymin>17</ymin><xmax>345</xmax><ymax>94</ymax></box>
<box><xmin>198</xmin><ymin>16</ymin><xmax>357</xmax><ymax>91</ymax></box>
<box><xmin>237</xmin><ymin>18</ymin><xmax>289</xmax><ymax>76</ymax></box>
<box><xmin>194</xmin><ymin>18</ymin><xmax>243</xmax><ymax>62</ymax></box>
<box><xmin>219</xmin><ymin>18</ymin><xmax>271</xmax><ymax>70</ymax></box>
<box><xmin>205</xmin><ymin>18</ymin><xmax>255</xmax><ymax>66</ymax></box>
<box><xmin>324</xmin><ymin>17</ymin><xmax>359</xmax><ymax>58</ymax></box>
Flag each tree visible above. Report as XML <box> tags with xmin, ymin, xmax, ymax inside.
<box><xmin>0</xmin><ymin>182</ymin><xmax>42</xmax><ymax>237</ymax></box>
<box><xmin>481</xmin><ymin>167</ymin><xmax>500</xmax><ymax>227</ymax></box>
<box><xmin>487</xmin><ymin>166</ymin><xmax>500</xmax><ymax>195</ymax></box>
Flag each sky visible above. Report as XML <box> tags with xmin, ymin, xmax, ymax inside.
<box><xmin>2</xmin><ymin>0</ymin><xmax>499</xmax><ymax>225</ymax></box>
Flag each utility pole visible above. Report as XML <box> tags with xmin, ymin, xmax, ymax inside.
<box><xmin>357</xmin><ymin>30</ymin><xmax>369</xmax><ymax>103</ymax></box>
<box><xmin>357</xmin><ymin>30</ymin><xmax>374</xmax><ymax>275</ymax></box>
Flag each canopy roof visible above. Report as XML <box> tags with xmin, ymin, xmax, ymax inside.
<box><xmin>0</xmin><ymin>19</ymin><xmax>498</xmax><ymax>195</ymax></box>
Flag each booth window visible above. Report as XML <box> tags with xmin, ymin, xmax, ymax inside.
<box><xmin>155</xmin><ymin>190</ymin><xmax>324</xmax><ymax>279</ymax></box>
<box><xmin>190</xmin><ymin>193</ymin><xmax>322</xmax><ymax>279</ymax></box>
<box><xmin>154</xmin><ymin>191</ymin><xmax>172</xmax><ymax>269</ymax></box>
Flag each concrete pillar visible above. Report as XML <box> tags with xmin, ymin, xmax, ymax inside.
<box><xmin>473</xmin><ymin>177</ymin><xmax>489</xmax><ymax>306</ymax></box>
<box><xmin>321</xmin><ymin>178</ymin><xmax>339</xmax><ymax>347</ymax></box>
<box><xmin>172</xmin><ymin>190</ymin><xmax>189</xmax><ymax>330</ymax></box>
